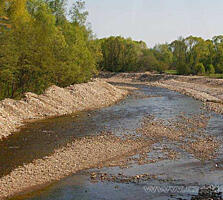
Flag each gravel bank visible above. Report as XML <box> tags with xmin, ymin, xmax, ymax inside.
<box><xmin>105</xmin><ymin>73</ymin><xmax>223</xmax><ymax>114</ymax></box>
<box><xmin>138</xmin><ymin>114</ymin><xmax>220</xmax><ymax>161</ymax></box>
<box><xmin>0</xmin><ymin>134</ymin><xmax>152</xmax><ymax>199</ymax></box>
<box><xmin>1</xmin><ymin>74</ymin><xmax>222</xmax><ymax>199</ymax></box>
<box><xmin>147</xmin><ymin>80</ymin><xmax>223</xmax><ymax>114</ymax></box>
<box><xmin>0</xmin><ymin>80</ymin><xmax>127</xmax><ymax>140</ymax></box>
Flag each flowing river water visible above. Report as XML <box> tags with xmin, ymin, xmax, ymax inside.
<box><xmin>1</xmin><ymin>83</ymin><xmax>223</xmax><ymax>200</ymax></box>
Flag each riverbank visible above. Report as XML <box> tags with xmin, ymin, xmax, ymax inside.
<box><xmin>1</xmin><ymin>74</ymin><xmax>223</xmax><ymax>199</ymax></box>
<box><xmin>4</xmin><ymin>108</ymin><xmax>220</xmax><ymax>200</ymax></box>
<box><xmin>0</xmin><ymin>133</ymin><xmax>152</xmax><ymax>199</ymax></box>
<box><xmin>0</xmin><ymin>80</ymin><xmax>128</xmax><ymax>140</ymax></box>
<box><xmin>104</xmin><ymin>73</ymin><xmax>223</xmax><ymax>114</ymax></box>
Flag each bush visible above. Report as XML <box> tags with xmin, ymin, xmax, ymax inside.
<box><xmin>206</xmin><ymin>64</ymin><xmax>215</xmax><ymax>74</ymax></box>
<box><xmin>177</xmin><ymin>64</ymin><xmax>191</xmax><ymax>75</ymax></box>
<box><xmin>215</xmin><ymin>64</ymin><xmax>223</xmax><ymax>73</ymax></box>
<box><xmin>156</xmin><ymin>62</ymin><xmax>168</xmax><ymax>73</ymax></box>
<box><xmin>194</xmin><ymin>63</ymin><xmax>205</xmax><ymax>75</ymax></box>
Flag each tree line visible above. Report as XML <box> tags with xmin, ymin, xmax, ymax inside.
<box><xmin>169</xmin><ymin>36</ymin><xmax>223</xmax><ymax>75</ymax></box>
<box><xmin>1</xmin><ymin>0</ymin><xmax>223</xmax><ymax>100</ymax></box>
<box><xmin>98</xmin><ymin>36</ymin><xmax>171</xmax><ymax>73</ymax></box>
<box><xmin>98</xmin><ymin>36</ymin><xmax>223</xmax><ymax>76</ymax></box>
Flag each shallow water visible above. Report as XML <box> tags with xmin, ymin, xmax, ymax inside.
<box><xmin>5</xmin><ymin>83</ymin><xmax>223</xmax><ymax>200</ymax></box>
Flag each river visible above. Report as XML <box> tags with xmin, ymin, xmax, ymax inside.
<box><xmin>3</xmin><ymin>83</ymin><xmax>223</xmax><ymax>200</ymax></box>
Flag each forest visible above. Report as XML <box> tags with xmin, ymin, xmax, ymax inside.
<box><xmin>1</xmin><ymin>0</ymin><xmax>223</xmax><ymax>100</ymax></box>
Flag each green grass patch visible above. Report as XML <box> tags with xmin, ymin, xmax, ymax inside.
<box><xmin>165</xmin><ymin>70</ymin><xmax>177</xmax><ymax>75</ymax></box>
<box><xmin>207</xmin><ymin>73</ymin><xmax>223</xmax><ymax>79</ymax></box>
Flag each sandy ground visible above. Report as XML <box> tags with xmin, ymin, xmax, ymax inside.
<box><xmin>105</xmin><ymin>73</ymin><xmax>223</xmax><ymax>114</ymax></box>
<box><xmin>0</xmin><ymin>80</ymin><xmax>128</xmax><ymax>140</ymax></box>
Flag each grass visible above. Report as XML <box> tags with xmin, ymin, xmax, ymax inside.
<box><xmin>164</xmin><ymin>70</ymin><xmax>223</xmax><ymax>79</ymax></box>
<box><xmin>165</xmin><ymin>70</ymin><xmax>177</xmax><ymax>75</ymax></box>
<box><xmin>207</xmin><ymin>73</ymin><xmax>223</xmax><ymax>79</ymax></box>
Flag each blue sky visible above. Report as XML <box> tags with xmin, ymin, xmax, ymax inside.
<box><xmin>68</xmin><ymin>0</ymin><xmax>223</xmax><ymax>47</ymax></box>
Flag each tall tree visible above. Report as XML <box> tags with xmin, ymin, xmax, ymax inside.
<box><xmin>170</xmin><ymin>38</ymin><xmax>188</xmax><ymax>74</ymax></box>
<box><xmin>69</xmin><ymin>0</ymin><xmax>88</xmax><ymax>26</ymax></box>
<box><xmin>213</xmin><ymin>35</ymin><xmax>223</xmax><ymax>73</ymax></box>
<box><xmin>44</xmin><ymin>0</ymin><xmax>66</xmax><ymax>25</ymax></box>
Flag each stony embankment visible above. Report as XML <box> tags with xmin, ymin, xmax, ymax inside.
<box><xmin>105</xmin><ymin>73</ymin><xmax>223</xmax><ymax>114</ymax></box>
<box><xmin>147</xmin><ymin>79</ymin><xmax>223</xmax><ymax>114</ymax></box>
<box><xmin>0</xmin><ymin>134</ymin><xmax>152</xmax><ymax>199</ymax></box>
<box><xmin>0</xmin><ymin>80</ymin><xmax>127</xmax><ymax>140</ymax></box>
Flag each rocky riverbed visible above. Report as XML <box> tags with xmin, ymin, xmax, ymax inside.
<box><xmin>1</xmin><ymin>75</ymin><xmax>223</xmax><ymax>200</ymax></box>
<box><xmin>104</xmin><ymin>73</ymin><xmax>223</xmax><ymax>114</ymax></box>
<box><xmin>2</xmin><ymin>112</ymin><xmax>218</xmax><ymax>200</ymax></box>
<box><xmin>0</xmin><ymin>133</ymin><xmax>154</xmax><ymax>199</ymax></box>
<box><xmin>0</xmin><ymin>80</ymin><xmax>128</xmax><ymax>140</ymax></box>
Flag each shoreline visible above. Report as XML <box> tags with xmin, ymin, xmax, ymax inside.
<box><xmin>146</xmin><ymin>80</ymin><xmax>223</xmax><ymax>114</ymax></box>
<box><xmin>0</xmin><ymin>80</ymin><xmax>128</xmax><ymax>140</ymax></box>
<box><xmin>4</xmin><ymin>104</ymin><xmax>219</xmax><ymax>200</ymax></box>
<box><xmin>1</xmin><ymin>74</ymin><xmax>223</xmax><ymax>199</ymax></box>
<box><xmin>0</xmin><ymin>134</ymin><xmax>152</xmax><ymax>199</ymax></box>
<box><xmin>104</xmin><ymin>73</ymin><xmax>223</xmax><ymax>114</ymax></box>
<box><xmin>0</xmin><ymin>79</ymin><xmax>134</xmax><ymax>199</ymax></box>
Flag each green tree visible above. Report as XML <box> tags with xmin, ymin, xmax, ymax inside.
<box><xmin>170</xmin><ymin>38</ymin><xmax>188</xmax><ymax>74</ymax></box>
<box><xmin>44</xmin><ymin>0</ymin><xmax>67</xmax><ymax>25</ymax></box>
<box><xmin>213</xmin><ymin>36</ymin><xmax>223</xmax><ymax>73</ymax></box>
<box><xmin>0</xmin><ymin>0</ymin><xmax>100</xmax><ymax>100</ymax></box>
<box><xmin>207</xmin><ymin>64</ymin><xmax>215</xmax><ymax>74</ymax></box>
<box><xmin>215</xmin><ymin>64</ymin><xmax>223</xmax><ymax>73</ymax></box>
<box><xmin>99</xmin><ymin>36</ymin><xmax>144</xmax><ymax>72</ymax></box>
<box><xmin>153</xmin><ymin>44</ymin><xmax>173</xmax><ymax>67</ymax></box>
<box><xmin>194</xmin><ymin>63</ymin><xmax>205</xmax><ymax>75</ymax></box>
<box><xmin>137</xmin><ymin>49</ymin><xmax>159</xmax><ymax>72</ymax></box>
<box><xmin>69</xmin><ymin>0</ymin><xmax>88</xmax><ymax>26</ymax></box>
<box><xmin>183</xmin><ymin>36</ymin><xmax>210</xmax><ymax>74</ymax></box>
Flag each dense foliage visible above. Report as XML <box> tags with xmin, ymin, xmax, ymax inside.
<box><xmin>1</xmin><ymin>1</ymin><xmax>223</xmax><ymax>101</ymax></box>
<box><xmin>0</xmin><ymin>0</ymin><xmax>101</xmax><ymax>100</ymax></box>
<box><xmin>98</xmin><ymin>36</ymin><xmax>170</xmax><ymax>73</ymax></box>
<box><xmin>169</xmin><ymin>36</ymin><xmax>223</xmax><ymax>75</ymax></box>
<box><xmin>98</xmin><ymin>35</ymin><xmax>223</xmax><ymax>76</ymax></box>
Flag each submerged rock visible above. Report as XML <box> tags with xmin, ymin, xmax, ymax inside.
<box><xmin>191</xmin><ymin>186</ymin><xmax>222</xmax><ymax>200</ymax></box>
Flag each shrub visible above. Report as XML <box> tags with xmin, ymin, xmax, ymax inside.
<box><xmin>177</xmin><ymin>64</ymin><xmax>191</xmax><ymax>75</ymax></box>
<box><xmin>215</xmin><ymin>64</ymin><xmax>223</xmax><ymax>73</ymax></box>
<box><xmin>194</xmin><ymin>63</ymin><xmax>205</xmax><ymax>75</ymax></box>
<box><xmin>206</xmin><ymin>64</ymin><xmax>215</xmax><ymax>74</ymax></box>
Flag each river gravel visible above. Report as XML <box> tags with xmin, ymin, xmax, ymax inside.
<box><xmin>0</xmin><ymin>134</ymin><xmax>152</xmax><ymax>199</ymax></box>
<box><xmin>105</xmin><ymin>73</ymin><xmax>223</xmax><ymax>114</ymax></box>
<box><xmin>0</xmin><ymin>80</ymin><xmax>127</xmax><ymax>140</ymax></box>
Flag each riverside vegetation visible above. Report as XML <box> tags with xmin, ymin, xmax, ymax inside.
<box><xmin>1</xmin><ymin>0</ymin><xmax>223</xmax><ymax>101</ymax></box>
<box><xmin>0</xmin><ymin>0</ymin><xmax>101</xmax><ymax>100</ymax></box>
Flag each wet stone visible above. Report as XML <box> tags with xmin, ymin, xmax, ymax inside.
<box><xmin>191</xmin><ymin>186</ymin><xmax>223</xmax><ymax>200</ymax></box>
